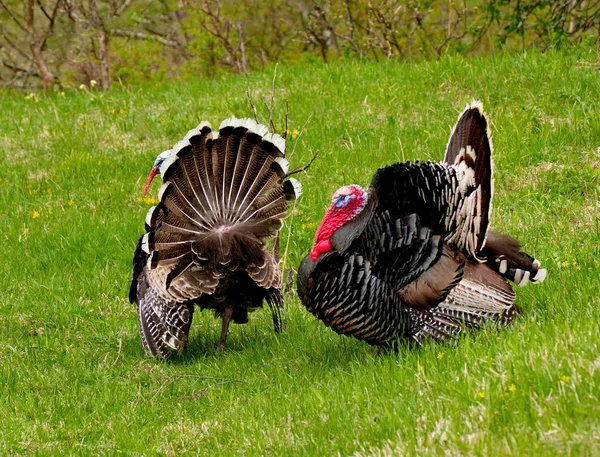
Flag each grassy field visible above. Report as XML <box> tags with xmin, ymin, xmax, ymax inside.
<box><xmin>1</xmin><ymin>48</ymin><xmax>599</xmax><ymax>456</ymax></box>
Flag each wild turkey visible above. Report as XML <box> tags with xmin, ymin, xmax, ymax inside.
<box><xmin>130</xmin><ymin>118</ymin><xmax>302</xmax><ymax>357</ymax></box>
<box><xmin>297</xmin><ymin>102</ymin><xmax>546</xmax><ymax>348</ymax></box>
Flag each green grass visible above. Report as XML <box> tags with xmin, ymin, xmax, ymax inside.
<box><xmin>1</xmin><ymin>48</ymin><xmax>600</xmax><ymax>456</ymax></box>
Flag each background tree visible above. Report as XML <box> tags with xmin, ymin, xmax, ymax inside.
<box><xmin>1</xmin><ymin>0</ymin><xmax>598</xmax><ymax>90</ymax></box>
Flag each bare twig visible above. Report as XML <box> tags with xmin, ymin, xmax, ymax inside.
<box><xmin>262</xmin><ymin>62</ymin><xmax>279</xmax><ymax>132</ymax></box>
<box><xmin>37</xmin><ymin>0</ymin><xmax>54</xmax><ymax>22</ymax></box>
<box><xmin>2</xmin><ymin>30</ymin><xmax>34</xmax><ymax>61</ymax></box>
<box><xmin>279</xmin><ymin>199</ymin><xmax>297</xmax><ymax>292</ymax></box>
<box><xmin>0</xmin><ymin>0</ymin><xmax>29</xmax><ymax>33</ymax></box>
<box><xmin>113</xmin><ymin>0</ymin><xmax>132</xmax><ymax>17</ymax></box>
<box><xmin>286</xmin><ymin>150</ymin><xmax>319</xmax><ymax>177</ymax></box>
<box><xmin>288</xmin><ymin>113</ymin><xmax>313</xmax><ymax>161</ymax></box>
<box><xmin>246</xmin><ymin>88</ymin><xmax>259</xmax><ymax>123</ymax></box>
<box><xmin>89</xmin><ymin>0</ymin><xmax>111</xmax><ymax>89</ymax></box>
<box><xmin>148</xmin><ymin>374</ymin><xmax>245</xmax><ymax>403</ymax></box>
<box><xmin>597</xmin><ymin>28</ymin><xmax>600</xmax><ymax>73</ymax></box>
<box><xmin>283</xmin><ymin>101</ymin><xmax>289</xmax><ymax>140</ymax></box>
<box><xmin>1</xmin><ymin>61</ymin><xmax>31</xmax><ymax>73</ymax></box>
<box><xmin>113</xmin><ymin>29</ymin><xmax>181</xmax><ymax>47</ymax></box>
<box><xmin>181</xmin><ymin>379</ymin><xmax>244</xmax><ymax>400</ymax></box>
<box><xmin>263</xmin><ymin>100</ymin><xmax>275</xmax><ymax>132</ymax></box>
<box><xmin>110</xmin><ymin>338</ymin><xmax>122</xmax><ymax>367</ymax></box>
<box><xmin>413</xmin><ymin>9</ymin><xmax>442</xmax><ymax>57</ymax></box>
<box><xmin>62</xmin><ymin>0</ymin><xmax>87</xmax><ymax>23</ymax></box>
<box><xmin>270</xmin><ymin>63</ymin><xmax>278</xmax><ymax>118</ymax></box>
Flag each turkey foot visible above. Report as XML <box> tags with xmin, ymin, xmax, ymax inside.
<box><xmin>217</xmin><ymin>306</ymin><xmax>233</xmax><ymax>352</ymax></box>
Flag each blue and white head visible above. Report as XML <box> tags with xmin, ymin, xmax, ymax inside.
<box><xmin>143</xmin><ymin>150</ymin><xmax>172</xmax><ymax>195</ymax></box>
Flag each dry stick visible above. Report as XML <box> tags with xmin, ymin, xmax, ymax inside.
<box><xmin>287</xmin><ymin>113</ymin><xmax>313</xmax><ymax>161</ymax></box>
<box><xmin>263</xmin><ymin>62</ymin><xmax>278</xmax><ymax>133</ymax></box>
<box><xmin>263</xmin><ymin>100</ymin><xmax>275</xmax><ymax>133</ymax></box>
<box><xmin>148</xmin><ymin>375</ymin><xmax>245</xmax><ymax>403</ymax></box>
<box><xmin>283</xmin><ymin>101</ymin><xmax>289</xmax><ymax>139</ymax></box>
<box><xmin>169</xmin><ymin>375</ymin><xmax>245</xmax><ymax>382</ymax></box>
<box><xmin>286</xmin><ymin>150</ymin><xmax>319</xmax><ymax>177</ymax></box>
<box><xmin>246</xmin><ymin>88</ymin><xmax>259</xmax><ymax>123</ymax></box>
<box><xmin>280</xmin><ymin>199</ymin><xmax>297</xmax><ymax>294</ymax></box>
<box><xmin>183</xmin><ymin>379</ymin><xmax>243</xmax><ymax>400</ymax></box>
<box><xmin>597</xmin><ymin>31</ymin><xmax>600</xmax><ymax>73</ymax></box>
<box><xmin>0</xmin><ymin>0</ymin><xmax>28</xmax><ymax>33</ymax></box>
<box><xmin>269</xmin><ymin>63</ymin><xmax>279</xmax><ymax>131</ymax></box>
<box><xmin>110</xmin><ymin>338</ymin><xmax>122</xmax><ymax>368</ymax></box>
<box><xmin>149</xmin><ymin>378</ymin><xmax>173</xmax><ymax>404</ymax></box>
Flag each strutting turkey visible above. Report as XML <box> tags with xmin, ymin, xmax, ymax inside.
<box><xmin>297</xmin><ymin>102</ymin><xmax>546</xmax><ymax>348</ymax></box>
<box><xmin>130</xmin><ymin>118</ymin><xmax>302</xmax><ymax>357</ymax></box>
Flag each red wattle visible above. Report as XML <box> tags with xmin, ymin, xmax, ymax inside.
<box><xmin>310</xmin><ymin>239</ymin><xmax>332</xmax><ymax>261</ymax></box>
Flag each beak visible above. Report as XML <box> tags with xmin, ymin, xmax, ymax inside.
<box><xmin>142</xmin><ymin>166</ymin><xmax>159</xmax><ymax>195</ymax></box>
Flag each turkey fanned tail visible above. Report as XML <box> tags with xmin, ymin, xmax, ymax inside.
<box><xmin>132</xmin><ymin>117</ymin><xmax>300</xmax><ymax>356</ymax></box>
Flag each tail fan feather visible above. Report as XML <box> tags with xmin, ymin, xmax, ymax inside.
<box><xmin>444</xmin><ymin>101</ymin><xmax>494</xmax><ymax>258</ymax></box>
<box><xmin>408</xmin><ymin>262</ymin><xmax>516</xmax><ymax>344</ymax></box>
<box><xmin>479</xmin><ymin>231</ymin><xmax>547</xmax><ymax>286</ymax></box>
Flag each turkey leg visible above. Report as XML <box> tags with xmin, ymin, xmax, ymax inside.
<box><xmin>217</xmin><ymin>306</ymin><xmax>233</xmax><ymax>352</ymax></box>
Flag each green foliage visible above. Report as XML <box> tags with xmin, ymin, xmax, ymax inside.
<box><xmin>111</xmin><ymin>38</ymin><xmax>173</xmax><ymax>84</ymax></box>
<box><xmin>1</xmin><ymin>49</ymin><xmax>599</xmax><ymax>455</ymax></box>
<box><xmin>2</xmin><ymin>0</ymin><xmax>599</xmax><ymax>88</ymax></box>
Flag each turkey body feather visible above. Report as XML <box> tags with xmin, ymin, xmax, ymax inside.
<box><xmin>297</xmin><ymin>102</ymin><xmax>546</xmax><ymax>348</ymax></box>
<box><xmin>131</xmin><ymin>118</ymin><xmax>301</xmax><ymax>357</ymax></box>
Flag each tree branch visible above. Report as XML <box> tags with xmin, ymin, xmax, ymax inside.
<box><xmin>2</xmin><ymin>30</ymin><xmax>34</xmax><ymax>60</ymax></box>
<box><xmin>113</xmin><ymin>0</ymin><xmax>132</xmax><ymax>17</ymax></box>
<box><xmin>286</xmin><ymin>150</ymin><xmax>319</xmax><ymax>177</ymax></box>
<box><xmin>113</xmin><ymin>29</ymin><xmax>181</xmax><ymax>47</ymax></box>
<box><xmin>0</xmin><ymin>0</ymin><xmax>29</xmax><ymax>34</ymax></box>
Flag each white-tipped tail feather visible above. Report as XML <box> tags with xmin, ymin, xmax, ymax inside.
<box><xmin>133</xmin><ymin>116</ymin><xmax>302</xmax><ymax>357</ymax></box>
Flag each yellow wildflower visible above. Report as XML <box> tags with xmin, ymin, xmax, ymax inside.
<box><xmin>561</xmin><ymin>375</ymin><xmax>570</xmax><ymax>382</ymax></box>
<box><xmin>508</xmin><ymin>384</ymin><xmax>516</xmax><ymax>392</ymax></box>
<box><xmin>110</xmin><ymin>109</ymin><xmax>116</xmax><ymax>115</ymax></box>
<box><xmin>90</xmin><ymin>80</ymin><xmax>98</xmax><ymax>87</ymax></box>
<box><xmin>79</xmin><ymin>84</ymin><xmax>86</xmax><ymax>90</ymax></box>
<box><xmin>119</xmin><ymin>108</ymin><xmax>125</xmax><ymax>114</ymax></box>
<box><xmin>291</xmin><ymin>129</ymin><xmax>300</xmax><ymax>140</ymax></box>
<box><xmin>31</xmin><ymin>211</ymin><xmax>40</xmax><ymax>219</ymax></box>
<box><xmin>477</xmin><ymin>391</ymin><xmax>485</xmax><ymax>399</ymax></box>
<box><xmin>68</xmin><ymin>200</ymin><xmax>74</xmax><ymax>206</ymax></box>
<box><xmin>437</xmin><ymin>352</ymin><xmax>444</xmax><ymax>359</ymax></box>
<box><xmin>60</xmin><ymin>92</ymin><xmax>65</xmax><ymax>97</ymax></box>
